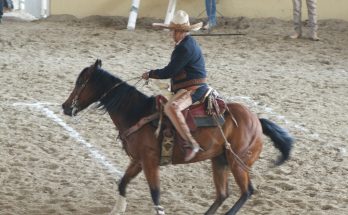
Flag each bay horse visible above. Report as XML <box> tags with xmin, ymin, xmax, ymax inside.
<box><xmin>62</xmin><ymin>60</ymin><xmax>293</xmax><ymax>215</ymax></box>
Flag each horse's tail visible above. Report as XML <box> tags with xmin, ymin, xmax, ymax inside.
<box><xmin>259</xmin><ymin>118</ymin><xmax>294</xmax><ymax>165</ymax></box>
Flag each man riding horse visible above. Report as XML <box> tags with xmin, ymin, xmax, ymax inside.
<box><xmin>62</xmin><ymin>11</ymin><xmax>294</xmax><ymax>213</ymax></box>
<box><xmin>142</xmin><ymin>10</ymin><xmax>209</xmax><ymax>161</ymax></box>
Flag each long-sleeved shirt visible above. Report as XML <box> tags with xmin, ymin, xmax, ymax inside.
<box><xmin>149</xmin><ymin>35</ymin><xmax>209</xmax><ymax>103</ymax></box>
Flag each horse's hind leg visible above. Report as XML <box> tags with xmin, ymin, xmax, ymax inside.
<box><xmin>225</xmin><ymin>164</ymin><xmax>254</xmax><ymax>215</ymax></box>
<box><xmin>110</xmin><ymin>160</ymin><xmax>142</xmax><ymax>214</ymax></box>
<box><xmin>205</xmin><ymin>155</ymin><xmax>229</xmax><ymax>215</ymax></box>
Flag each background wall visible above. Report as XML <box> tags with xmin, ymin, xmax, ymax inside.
<box><xmin>50</xmin><ymin>0</ymin><xmax>348</xmax><ymax>21</ymax></box>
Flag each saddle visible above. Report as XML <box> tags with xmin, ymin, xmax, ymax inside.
<box><xmin>156</xmin><ymin>92</ymin><xmax>226</xmax><ymax>131</ymax></box>
<box><xmin>119</xmin><ymin>90</ymin><xmax>229</xmax><ymax>165</ymax></box>
<box><xmin>155</xmin><ymin>90</ymin><xmax>227</xmax><ymax>165</ymax></box>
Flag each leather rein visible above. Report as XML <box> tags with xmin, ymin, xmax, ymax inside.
<box><xmin>72</xmin><ymin>75</ymin><xmax>157</xmax><ymax>141</ymax></box>
<box><xmin>72</xmin><ymin>75</ymin><xmax>251</xmax><ymax>172</ymax></box>
<box><xmin>71</xmin><ymin>76</ymin><xmax>142</xmax><ymax>114</ymax></box>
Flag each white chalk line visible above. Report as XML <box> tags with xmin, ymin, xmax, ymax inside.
<box><xmin>10</xmin><ymin>94</ymin><xmax>318</xmax><ymax>177</ymax></box>
<box><xmin>12</xmin><ymin>102</ymin><xmax>124</xmax><ymax>178</ymax></box>
<box><xmin>11</xmin><ymin>96</ymin><xmax>317</xmax><ymax>138</ymax></box>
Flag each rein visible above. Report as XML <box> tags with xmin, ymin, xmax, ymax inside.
<box><xmin>72</xmin><ymin>73</ymin><xmax>251</xmax><ymax>172</ymax></box>
<box><xmin>120</xmin><ymin>112</ymin><xmax>160</xmax><ymax>140</ymax></box>
<box><xmin>98</xmin><ymin>76</ymin><xmax>142</xmax><ymax>103</ymax></box>
<box><xmin>71</xmin><ymin>75</ymin><xmax>142</xmax><ymax>114</ymax></box>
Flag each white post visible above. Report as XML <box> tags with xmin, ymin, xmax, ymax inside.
<box><xmin>41</xmin><ymin>0</ymin><xmax>50</xmax><ymax>18</ymax></box>
<box><xmin>12</xmin><ymin>0</ymin><xmax>20</xmax><ymax>10</ymax></box>
<box><xmin>127</xmin><ymin>0</ymin><xmax>141</xmax><ymax>30</ymax></box>
<box><xmin>19</xmin><ymin>0</ymin><xmax>25</xmax><ymax>10</ymax></box>
<box><xmin>164</xmin><ymin>0</ymin><xmax>177</xmax><ymax>24</ymax></box>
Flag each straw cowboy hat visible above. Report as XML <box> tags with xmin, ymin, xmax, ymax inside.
<box><xmin>153</xmin><ymin>10</ymin><xmax>203</xmax><ymax>31</ymax></box>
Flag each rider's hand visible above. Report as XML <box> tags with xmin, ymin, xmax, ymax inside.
<box><xmin>142</xmin><ymin>72</ymin><xmax>150</xmax><ymax>80</ymax></box>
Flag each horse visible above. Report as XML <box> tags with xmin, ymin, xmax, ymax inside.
<box><xmin>62</xmin><ymin>60</ymin><xmax>294</xmax><ymax>215</ymax></box>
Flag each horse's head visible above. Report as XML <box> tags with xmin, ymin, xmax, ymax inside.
<box><xmin>62</xmin><ymin>59</ymin><xmax>104</xmax><ymax>116</ymax></box>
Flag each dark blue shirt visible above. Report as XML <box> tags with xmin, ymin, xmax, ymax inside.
<box><xmin>149</xmin><ymin>35</ymin><xmax>209</xmax><ymax>103</ymax></box>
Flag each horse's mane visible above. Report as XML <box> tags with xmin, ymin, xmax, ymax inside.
<box><xmin>95</xmin><ymin>68</ymin><xmax>155</xmax><ymax>126</ymax></box>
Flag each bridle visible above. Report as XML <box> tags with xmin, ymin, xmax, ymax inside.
<box><xmin>71</xmin><ymin>75</ymin><xmax>92</xmax><ymax>115</ymax></box>
<box><xmin>70</xmin><ymin>73</ymin><xmax>142</xmax><ymax>115</ymax></box>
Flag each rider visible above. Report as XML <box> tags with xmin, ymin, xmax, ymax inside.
<box><xmin>142</xmin><ymin>10</ymin><xmax>209</xmax><ymax>161</ymax></box>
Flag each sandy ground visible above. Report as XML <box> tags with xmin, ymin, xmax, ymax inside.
<box><xmin>0</xmin><ymin>12</ymin><xmax>348</xmax><ymax>215</ymax></box>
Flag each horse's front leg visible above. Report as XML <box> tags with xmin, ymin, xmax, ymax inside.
<box><xmin>142</xmin><ymin>158</ymin><xmax>164</xmax><ymax>215</ymax></box>
<box><xmin>110</xmin><ymin>160</ymin><xmax>142</xmax><ymax>215</ymax></box>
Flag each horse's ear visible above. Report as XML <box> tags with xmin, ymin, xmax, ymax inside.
<box><xmin>95</xmin><ymin>59</ymin><xmax>102</xmax><ymax>68</ymax></box>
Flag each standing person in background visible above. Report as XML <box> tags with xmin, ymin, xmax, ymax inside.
<box><xmin>0</xmin><ymin>0</ymin><xmax>4</xmax><ymax>23</ymax></box>
<box><xmin>290</xmin><ymin>0</ymin><xmax>320</xmax><ymax>41</ymax></box>
<box><xmin>203</xmin><ymin>0</ymin><xmax>217</xmax><ymax>30</ymax></box>
<box><xmin>0</xmin><ymin>0</ymin><xmax>14</xmax><ymax>23</ymax></box>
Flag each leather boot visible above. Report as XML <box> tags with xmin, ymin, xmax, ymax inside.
<box><xmin>289</xmin><ymin>31</ymin><xmax>301</xmax><ymax>39</ymax></box>
<box><xmin>184</xmin><ymin>137</ymin><xmax>200</xmax><ymax>161</ymax></box>
<box><xmin>174</xmin><ymin>115</ymin><xmax>200</xmax><ymax>161</ymax></box>
<box><xmin>310</xmin><ymin>32</ymin><xmax>320</xmax><ymax>41</ymax></box>
<box><xmin>164</xmin><ymin>89</ymin><xmax>201</xmax><ymax>161</ymax></box>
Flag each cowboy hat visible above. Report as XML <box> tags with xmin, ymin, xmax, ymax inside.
<box><xmin>152</xmin><ymin>10</ymin><xmax>202</xmax><ymax>31</ymax></box>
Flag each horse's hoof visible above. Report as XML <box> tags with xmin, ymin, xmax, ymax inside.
<box><xmin>154</xmin><ymin>205</ymin><xmax>165</xmax><ymax>215</ymax></box>
<box><xmin>110</xmin><ymin>195</ymin><xmax>127</xmax><ymax>214</ymax></box>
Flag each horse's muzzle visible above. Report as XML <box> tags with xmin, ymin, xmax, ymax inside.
<box><xmin>62</xmin><ymin>103</ymin><xmax>73</xmax><ymax>116</ymax></box>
